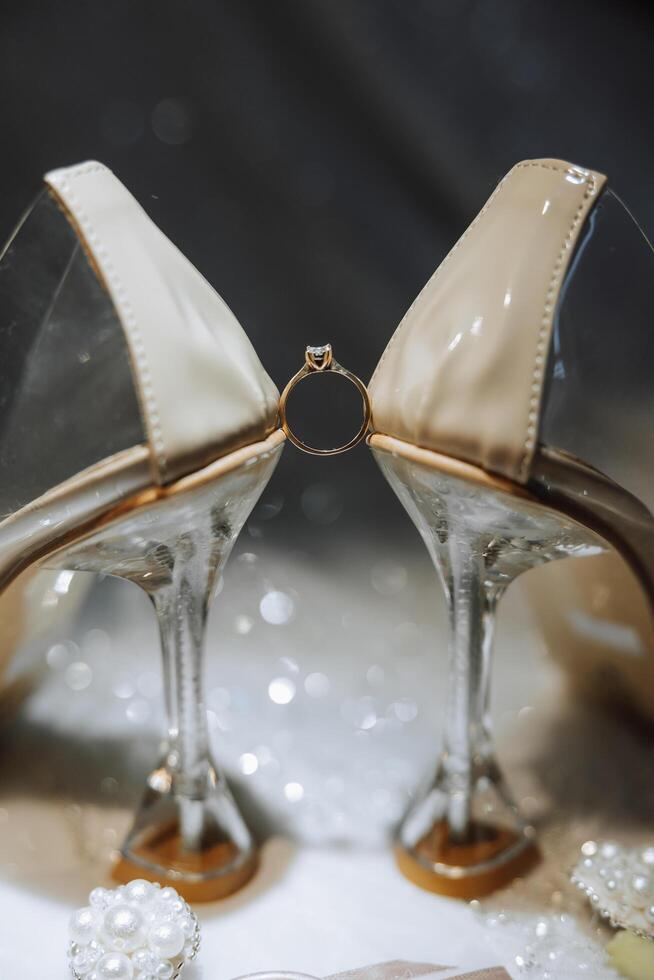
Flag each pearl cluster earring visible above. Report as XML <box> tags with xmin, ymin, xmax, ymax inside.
<box><xmin>68</xmin><ymin>879</ymin><xmax>200</xmax><ymax>979</ymax></box>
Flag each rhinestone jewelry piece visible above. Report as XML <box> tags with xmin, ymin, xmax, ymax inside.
<box><xmin>68</xmin><ymin>880</ymin><xmax>200</xmax><ymax>979</ymax></box>
<box><xmin>572</xmin><ymin>840</ymin><xmax>654</xmax><ymax>938</ymax></box>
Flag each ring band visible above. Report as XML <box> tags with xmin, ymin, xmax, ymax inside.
<box><xmin>280</xmin><ymin>344</ymin><xmax>372</xmax><ymax>456</ymax></box>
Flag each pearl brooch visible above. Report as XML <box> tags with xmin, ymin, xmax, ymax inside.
<box><xmin>572</xmin><ymin>840</ymin><xmax>654</xmax><ymax>938</ymax></box>
<box><xmin>68</xmin><ymin>880</ymin><xmax>200</xmax><ymax>979</ymax></box>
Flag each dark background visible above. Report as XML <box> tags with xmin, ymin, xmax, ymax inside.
<box><xmin>2</xmin><ymin>0</ymin><xmax>652</xmax><ymax>541</ymax></box>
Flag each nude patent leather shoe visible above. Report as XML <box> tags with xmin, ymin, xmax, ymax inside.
<box><xmin>367</xmin><ymin>158</ymin><xmax>654</xmax><ymax>898</ymax></box>
<box><xmin>0</xmin><ymin>161</ymin><xmax>284</xmax><ymax>900</ymax></box>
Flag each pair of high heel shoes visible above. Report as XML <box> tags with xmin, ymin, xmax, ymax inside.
<box><xmin>1</xmin><ymin>158</ymin><xmax>652</xmax><ymax>902</ymax></box>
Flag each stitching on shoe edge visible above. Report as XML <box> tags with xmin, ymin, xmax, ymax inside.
<box><xmin>48</xmin><ymin>164</ymin><xmax>169</xmax><ymax>480</ymax></box>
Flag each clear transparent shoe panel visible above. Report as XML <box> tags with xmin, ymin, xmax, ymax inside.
<box><xmin>0</xmin><ymin>190</ymin><xmax>144</xmax><ymax>518</ymax></box>
<box><xmin>538</xmin><ymin>188</ymin><xmax>654</xmax><ymax>517</ymax></box>
<box><xmin>372</xmin><ymin>445</ymin><xmax>606</xmax><ymax>897</ymax></box>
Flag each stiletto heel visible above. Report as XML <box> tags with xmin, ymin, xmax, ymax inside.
<box><xmin>372</xmin><ymin>442</ymin><xmax>605</xmax><ymax>897</ymax></box>
<box><xmin>368</xmin><ymin>157</ymin><xmax>654</xmax><ymax>896</ymax></box>
<box><xmin>0</xmin><ymin>161</ymin><xmax>282</xmax><ymax>898</ymax></box>
<box><xmin>46</xmin><ymin>436</ymin><xmax>283</xmax><ymax>900</ymax></box>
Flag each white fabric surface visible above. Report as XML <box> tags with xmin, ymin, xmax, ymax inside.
<box><xmin>0</xmin><ymin>840</ymin><xmax>505</xmax><ymax>979</ymax></box>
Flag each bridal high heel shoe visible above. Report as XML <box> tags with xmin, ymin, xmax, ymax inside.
<box><xmin>0</xmin><ymin>161</ymin><xmax>283</xmax><ymax>899</ymax></box>
<box><xmin>368</xmin><ymin>158</ymin><xmax>654</xmax><ymax>898</ymax></box>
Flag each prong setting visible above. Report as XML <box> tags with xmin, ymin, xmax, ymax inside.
<box><xmin>305</xmin><ymin>344</ymin><xmax>333</xmax><ymax>370</ymax></box>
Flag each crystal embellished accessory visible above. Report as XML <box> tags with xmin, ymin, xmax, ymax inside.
<box><xmin>280</xmin><ymin>344</ymin><xmax>372</xmax><ymax>455</ymax></box>
<box><xmin>68</xmin><ymin>879</ymin><xmax>200</xmax><ymax>979</ymax></box>
<box><xmin>476</xmin><ymin>908</ymin><xmax>617</xmax><ymax>979</ymax></box>
<box><xmin>572</xmin><ymin>839</ymin><xmax>654</xmax><ymax>937</ymax></box>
